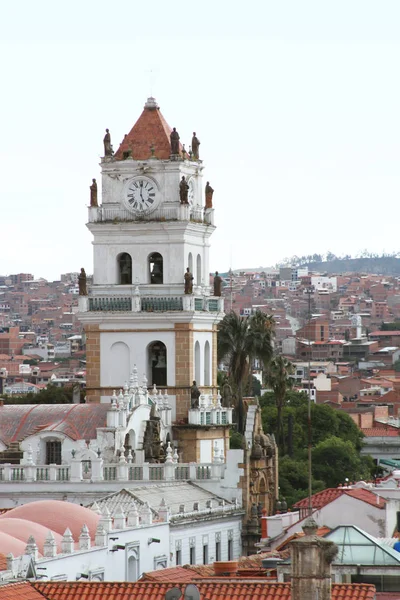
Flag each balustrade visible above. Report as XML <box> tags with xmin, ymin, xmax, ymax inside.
<box><xmin>0</xmin><ymin>461</ymin><xmax>220</xmax><ymax>483</ymax></box>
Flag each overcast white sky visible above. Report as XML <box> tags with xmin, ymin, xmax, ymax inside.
<box><xmin>2</xmin><ymin>0</ymin><xmax>400</xmax><ymax>280</ymax></box>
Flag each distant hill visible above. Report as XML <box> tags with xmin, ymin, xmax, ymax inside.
<box><xmin>300</xmin><ymin>257</ymin><xmax>400</xmax><ymax>276</ymax></box>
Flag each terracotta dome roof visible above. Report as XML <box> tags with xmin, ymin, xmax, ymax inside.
<box><xmin>0</xmin><ymin>518</ymin><xmax>63</xmax><ymax>553</ymax></box>
<box><xmin>0</xmin><ymin>530</ymin><xmax>37</xmax><ymax>558</ymax></box>
<box><xmin>0</xmin><ymin>501</ymin><xmax>100</xmax><ymax>541</ymax></box>
<box><xmin>114</xmin><ymin>97</ymin><xmax>179</xmax><ymax>161</ymax></box>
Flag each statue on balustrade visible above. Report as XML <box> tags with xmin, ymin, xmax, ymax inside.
<box><xmin>143</xmin><ymin>410</ymin><xmax>163</xmax><ymax>463</ymax></box>
<box><xmin>191</xmin><ymin>380</ymin><xmax>201</xmax><ymax>409</ymax></box>
<box><xmin>213</xmin><ymin>271</ymin><xmax>222</xmax><ymax>296</ymax></box>
<box><xmin>170</xmin><ymin>127</ymin><xmax>180</xmax><ymax>155</ymax></box>
<box><xmin>90</xmin><ymin>178</ymin><xmax>98</xmax><ymax>207</ymax></box>
<box><xmin>78</xmin><ymin>268</ymin><xmax>87</xmax><ymax>296</ymax></box>
<box><xmin>103</xmin><ymin>128</ymin><xmax>114</xmax><ymax>156</ymax></box>
<box><xmin>184</xmin><ymin>267</ymin><xmax>194</xmax><ymax>294</ymax></box>
<box><xmin>205</xmin><ymin>181</ymin><xmax>214</xmax><ymax>209</ymax></box>
<box><xmin>179</xmin><ymin>176</ymin><xmax>189</xmax><ymax>204</ymax></box>
<box><xmin>191</xmin><ymin>132</ymin><xmax>200</xmax><ymax>159</ymax></box>
<box><xmin>221</xmin><ymin>378</ymin><xmax>233</xmax><ymax>408</ymax></box>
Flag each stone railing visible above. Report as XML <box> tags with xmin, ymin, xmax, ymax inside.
<box><xmin>80</xmin><ymin>293</ymin><xmax>224</xmax><ymax>314</ymax></box>
<box><xmin>0</xmin><ymin>464</ymin><xmax>70</xmax><ymax>482</ymax></box>
<box><xmin>88</xmin><ymin>204</ymin><xmax>214</xmax><ymax>226</ymax></box>
<box><xmin>0</xmin><ymin>461</ymin><xmax>222</xmax><ymax>484</ymax></box>
<box><xmin>188</xmin><ymin>407</ymin><xmax>233</xmax><ymax>426</ymax></box>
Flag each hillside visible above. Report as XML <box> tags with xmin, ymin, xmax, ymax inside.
<box><xmin>299</xmin><ymin>256</ymin><xmax>400</xmax><ymax>275</ymax></box>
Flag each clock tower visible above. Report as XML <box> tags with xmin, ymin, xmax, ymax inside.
<box><xmin>78</xmin><ymin>97</ymin><xmax>223</xmax><ymax>421</ymax></box>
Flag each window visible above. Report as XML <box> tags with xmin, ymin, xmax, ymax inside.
<box><xmin>46</xmin><ymin>441</ymin><xmax>61</xmax><ymax>465</ymax></box>
<box><xmin>215</xmin><ymin>541</ymin><xmax>221</xmax><ymax>561</ymax></box>
<box><xmin>190</xmin><ymin>547</ymin><xmax>196</xmax><ymax>565</ymax></box>
<box><xmin>196</xmin><ymin>254</ymin><xmax>202</xmax><ymax>286</ymax></box>
<box><xmin>194</xmin><ymin>341</ymin><xmax>201</xmax><ymax>384</ymax></box>
<box><xmin>118</xmin><ymin>253</ymin><xmax>132</xmax><ymax>285</ymax></box>
<box><xmin>203</xmin><ymin>544</ymin><xmax>208</xmax><ymax>564</ymax></box>
<box><xmin>228</xmin><ymin>539</ymin><xmax>233</xmax><ymax>561</ymax></box>
<box><xmin>148</xmin><ymin>341</ymin><xmax>167</xmax><ymax>386</ymax></box>
<box><xmin>149</xmin><ymin>253</ymin><xmax>163</xmax><ymax>284</ymax></box>
<box><xmin>176</xmin><ymin>549</ymin><xmax>182</xmax><ymax>565</ymax></box>
<box><xmin>204</xmin><ymin>341</ymin><xmax>210</xmax><ymax>386</ymax></box>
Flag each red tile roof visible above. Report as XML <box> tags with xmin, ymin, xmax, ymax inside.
<box><xmin>31</xmin><ymin>582</ymin><xmax>376</xmax><ymax>600</ymax></box>
<box><xmin>294</xmin><ymin>487</ymin><xmax>386</xmax><ymax>510</ymax></box>
<box><xmin>115</xmin><ymin>99</ymin><xmax>177</xmax><ymax>161</ymax></box>
<box><xmin>0</xmin><ymin>404</ymin><xmax>110</xmax><ymax>444</ymax></box>
<box><xmin>362</xmin><ymin>427</ymin><xmax>399</xmax><ymax>437</ymax></box>
<box><xmin>0</xmin><ymin>582</ymin><xmax>45</xmax><ymax>599</ymax></box>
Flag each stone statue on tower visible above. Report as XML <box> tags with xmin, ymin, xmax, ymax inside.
<box><xmin>170</xmin><ymin>127</ymin><xmax>180</xmax><ymax>155</ymax></box>
<box><xmin>90</xmin><ymin>179</ymin><xmax>98</xmax><ymax>207</ymax></box>
<box><xmin>78</xmin><ymin>268</ymin><xmax>88</xmax><ymax>296</ymax></box>
<box><xmin>103</xmin><ymin>129</ymin><xmax>113</xmax><ymax>156</ymax></box>
<box><xmin>205</xmin><ymin>181</ymin><xmax>214</xmax><ymax>208</ymax></box>
<box><xmin>184</xmin><ymin>268</ymin><xmax>194</xmax><ymax>294</ymax></box>
<box><xmin>179</xmin><ymin>176</ymin><xmax>189</xmax><ymax>204</ymax></box>
<box><xmin>191</xmin><ymin>132</ymin><xmax>200</xmax><ymax>159</ymax></box>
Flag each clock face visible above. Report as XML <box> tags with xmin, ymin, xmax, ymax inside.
<box><xmin>124</xmin><ymin>177</ymin><xmax>159</xmax><ymax>214</ymax></box>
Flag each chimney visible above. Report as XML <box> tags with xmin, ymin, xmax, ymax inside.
<box><xmin>291</xmin><ymin>517</ymin><xmax>337</xmax><ymax>600</ymax></box>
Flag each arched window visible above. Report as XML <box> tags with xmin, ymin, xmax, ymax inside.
<box><xmin>188</xmin><ymin>252</ymin><xmax>193</xmax><ymax>273</ymax></box>
<box><xmin>128</xmin><ymin>553</ymin><xmax>139</xmax><ymax>581</ymax></box>
<box><xmin>148</xmin><ymin>341</ymin><xmax>167</xmax><ymax>386</ymax></box>
<box><xmin>118</xmin><ymin>253</ymin><xmax>132</xmax><ymax>285</ymax></box>
<box><xmin>149</xmin><ymin>252</ymin><xmax>163</xmax><ymax>284</ymax></box>
<box><xmin>194</xmin><ymin>341</ymin><xmax>201</xmax><ymax>384</ymax></box>
<box><xmin>109</xmin><ymin>342</ymin><xmax>130</xmax><ymax>387</ymax></box>
<box><xmin>204</xmin><ymin>341</ymin><xmax>211</xmax><ymax>386</ymax></box>
<box><xmin>196</xmin><ymin>254</ymin><xmax>202</xmax><ymax>286</ymax></box>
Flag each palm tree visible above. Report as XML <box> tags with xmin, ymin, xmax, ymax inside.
<box><xmin>265</xmin><ymin>356</ymin><xmax>295</xmax><ymax>453</ymax></box>
<box><xmin>217</xmin><ymin>311</ymin><xmax>274</xmax><ymax>434</ymax></box>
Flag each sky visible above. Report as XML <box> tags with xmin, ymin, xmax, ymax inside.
<box><xmin>1</xmin><ymin>0</ymin><xmax>400</xmax><ymax>280</ymax></box>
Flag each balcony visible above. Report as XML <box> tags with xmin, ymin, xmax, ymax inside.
<box><xmin>79</xmin><ymin>291</ymin><xmax>224</xmax><ymax>314</ymax></box>
<box><xmin>88</xmin><ymin>204</ymin><xmax>214</xmax><ymax>226</ymax></box>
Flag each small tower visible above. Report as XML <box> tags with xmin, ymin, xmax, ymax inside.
<box><xmin>79</xmin><ymin>97</ymin><xmax>223</xmax><ymax>421</ymax></box>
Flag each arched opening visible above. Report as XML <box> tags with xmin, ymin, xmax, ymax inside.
<box><xmin>148</xmin><ymin>341</ymin><xmax>167</xmax><ymax>386</ymax></box>
<box><xmin>124</xmin><ymin>430</ymin><xmax>136</xmax><ymax>453</ymax></box>
<box><xmin>118</xmin><ymin>253</ymin><xmax>132</xmax><ymax>285</ymax></box>
<box><xmin>194</xmin><ymin>341</ymin><xmax>201</xmax><ymax>384</ymax></box>
<box><xmin>196</xmin><ymin>254</ymin><xmax>202</xmax><ymax>286</ymax></box>
<box><xmin>128</xmin><ymin>554</ymin><xmax>139</xmax><ymax>581</ymax></box>
<box><xmin>109</xmin><ymin>342</ymin><xmax>130</xmax><ymax>387</ymax></box>
<box><xmin>149</xmin><ymin>252</ymin><xmax>163</xmax><ymax>284</ymax></box>
<box><xmin>204</xmin><ymin>341</ymin><xmax>210</xmax><ymax>386</ymax></box>
<box><xmin>188</xmin><ymin>252</ymin><xmax>193</xmax><ymax>274</ymax></box>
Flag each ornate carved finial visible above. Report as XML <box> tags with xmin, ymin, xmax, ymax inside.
<box><xmin>302</xmin><ymin>516</ymin><xmax>318</xmax><ymax>536</ymax></box>
<box><xmin>165</xmin><ymin>441</ymin><xmax>173</xmax><ymax>464</ymax></box>
<box><xmin>172</xmin><ymin>447</ymin><xmax>179</xmax><ymax>464</ymax></box>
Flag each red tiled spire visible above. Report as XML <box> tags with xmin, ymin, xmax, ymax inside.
<box><xmin>114</xmin><ymin>97</ymin><xmax>177</xmax><ymax>160</ymax></box>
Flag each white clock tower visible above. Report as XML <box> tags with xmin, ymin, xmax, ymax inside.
<box><xmin>78</xmin><ymin>97</ymin><xmax>223</xmax><ymax>421</ymax></box>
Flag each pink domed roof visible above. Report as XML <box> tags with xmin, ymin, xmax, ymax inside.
<box><xmin>0</xmin><ymin>531</ymin><xmax>39</xmax><ymax>558</ymax></box>
<box><xmin>0</xmin><ymin>501</ymin><xmax>100</xmax><ymax>540</ymax></box>
<box><xmin>0</xmin><ymin>519</ymin><xmax>63</xmax><ymax>553</ymax></box>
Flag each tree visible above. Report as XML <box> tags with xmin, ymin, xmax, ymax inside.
<box><xmin>265</xmin><ymin>356</ymin><xmax>294</xmax><ymax>452</ymax></box>
<box><xmin>218</xmin><ymin>311</ymin><xmax>274</xmax><ymax>434</ymax></box>
<box><xmin>312</xmin><ymin>436</ymin><xmax>371</xmax><ymax>488</ymax></box>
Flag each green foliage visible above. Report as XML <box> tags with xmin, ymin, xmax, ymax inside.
<box><xmin>260</xmin><ymin>390</ymin><xmax>373</xmax><ymax>508</ymax></box>
<box><xmin>312</xmin><ymin>437</ymin><xmax>371</xmax><ymax>488</ymax></box>
<box><xmin>380</xmin><ymin>322</ymin><xmax>400</xmax><ymax>331</ymax></box>
<box><xmin>2</xmin><ymin>384</ymin><xmax>74</xmax><ymax>405</ymax></box>
<box><xmin>230</xmin><ymin>430</ymin><xmax>244</xmax><ymax>449</ymax></box>
<box><xmin>251</xmin><ymin>376</ymin><xmax>261</xmax><ymax>397</ymax></box>
<box><xmin>217</xmin><ymin>311</ymin><xmax>274</xmax><ymax>433</ymax></box>
<box><xmin>279</xmin><ymin>456</ymin><xmax>326</xmax><ymax>507</ymax></box>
